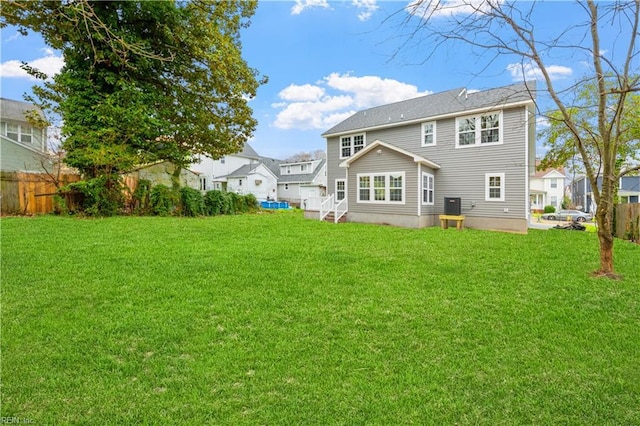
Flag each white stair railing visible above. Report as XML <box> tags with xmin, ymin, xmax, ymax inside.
<box><xmin>319</xmin><ymin>194</ymin><xmax>334</xmax><ymax>221</ymax></box>
<box><xmin>334</xmin><ymin>198</ymin><xmax>348</xmax><ymax>223</ymax></box>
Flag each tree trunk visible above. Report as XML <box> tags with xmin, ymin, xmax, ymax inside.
<box><xmin>594</xmin><ymin>206</ymin><xmax>620</xmax><ymax>279</ymax></box>
<box><xmin>171</xmin><ymin>165</ymin><xmax>182</xmax><ymax>190</ymax></box>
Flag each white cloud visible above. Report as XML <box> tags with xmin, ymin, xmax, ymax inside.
<box><xmin>0</xmin><ymin>49</ymin><xmax>64</xmax><ymax>80</ymax></box>
<box><xmin>291</xmin><ymin>0</ymin><xmax>330</xmax><ymax>15</ymax></box>
<box><xmin>279</xmin><ymin>84</ymin><xmax>325</xmax><ymax>102</ymax></box>
<box><xmin>324</xmin><ymin>73</ymin><xmax>431</xmax><ymax>109</ymax></box>
<box><xmin>536</xmin><ymin>116</ymin><xmax>550</xmax><ymax>128</ymax></box>
<box><xmin>506</xmin><ymin>63</ymin><xmax>573</xmax><ymax>82</ymax></box>
<box><xmin>406</xmin><ymin>0</ymin><xmax>499</xmax><ymax>19</ymax></box>
<box><xmin>353</xmin><ymin>0</ymin><xmax>379</xmax><ymax>21</ymax></box>
<box><xmin>272</xmin><ymin>73</ymin><xmax>431</xmax><ymax>130</ymax></box>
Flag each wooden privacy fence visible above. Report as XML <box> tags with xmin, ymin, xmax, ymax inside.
<box><xmin>0</xmin><ymin>171</ymin><xmax>80</xmax><ymax>215</ymax></box>
<box><xmin>615</xmin><ymin>203</ymin><xmax>640</xmax><ymax>242</ymax></box>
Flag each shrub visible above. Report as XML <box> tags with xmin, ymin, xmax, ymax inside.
<box><xmin>229</xmin><ymin>192</ymin><xmax>246</xmax><ymax>214</ymax></box>
<box><xmin>180</xmin><ymin>187</ymin><xmax>205</xmax><ymax>217</ymax></box>
<box><xmin>204</xmin><ymin>190</ymin><xmax>224</xmax><ymax>216</ymax></box>
<box><xmin>64</xmin><ymin>176</ymin><xmax>124</xmax><ymax>216</ymax></box>
<box><xmin>544</xmin><ymin>205</ymin><xmax>556</xmax><ymax>213</ymax></box>
<box><xmin>132</xmin><ymin>179</ymin><xmax>152</xmax><ymax>215</ymax></box>
<box><xmin>150</xmin><ymin>184</ymin><xmax>178</xmax><ymax>216</ymax></box>
<box><xmin>245</xmin><ymin>193</ymin><xmax>259</xmax><ymax>212</ymax></box>
<box><xmin>221</xmin><ymin>192</ymin><xmax>234</xmax><ymax>215</ymax></box>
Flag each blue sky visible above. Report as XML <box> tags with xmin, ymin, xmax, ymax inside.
<box><xmin>0</xmin><ymin>1</ymin><xmax>634</xmax><ymax>160</ymax></box>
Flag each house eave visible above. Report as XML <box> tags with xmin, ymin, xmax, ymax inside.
<box><xmin>339</xmin><ymin>139</ymin><xmax>441</xmax><ymax>170</ymax></box>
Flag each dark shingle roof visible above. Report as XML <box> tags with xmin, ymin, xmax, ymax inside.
<box><xmin>258</xmin><ymin>156</ymin><xmax>283</xmax><ymax>178</ymax></box>
<box><xmin>0</xmin><ymin>98</ymin><xmax>45</xmax><ymax>124</ymax></box>
<box><xmin>322</xmin><ymin>82</ymin><xmax>536</xmax><ymax>136</ymax></box>
<box><xmin>238</xmin><ymin>143</ymin><xmax>260</xmax><ymax>159</ymax></box>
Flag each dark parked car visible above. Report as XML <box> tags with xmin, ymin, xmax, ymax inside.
<box><xmin>541</xmin><ymin>209</ymin><xmax>593</xmax><ymax>222</ymax></box>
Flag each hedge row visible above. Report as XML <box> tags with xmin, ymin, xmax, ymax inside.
<box><xmin>58</xmin><ymin>178</ymin><xmax>258</xmax><ymax>217</ymax></box>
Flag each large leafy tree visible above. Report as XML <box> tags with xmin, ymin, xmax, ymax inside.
<box><xmin>539</xmin><ymin>85</ymin><xmax>640</xmax><ymax>185</ymax></box>
<box><xmin>1</xmin><ymin>0</ymin><xmax>265</xmax><ymax>183</ymax></box>
<box><xmin>395</xmin><ymin>0</ymin><xmax>639</xmax><ymax>278</ymax></box>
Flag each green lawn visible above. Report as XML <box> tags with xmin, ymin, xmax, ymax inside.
<box><xmin>2</xmin><ymin>211</ymin><xmax>639</xmax><ymax>424</ymax></box>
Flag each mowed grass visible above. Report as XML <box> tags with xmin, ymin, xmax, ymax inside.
<box><xmin>2</xmin><ymin>211</ymin><xmax>639</xmax><ymax>424</ymax></box>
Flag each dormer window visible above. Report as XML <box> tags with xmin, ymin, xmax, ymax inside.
<box><xmin>301</xmin><ymin>164</ymin><xmax>307</xmax><ymax>172</ymax></box>
<box><xmin>340</xmin><ymin>133</ymin><xmax>365</xmax><ymax>159</ymax></box>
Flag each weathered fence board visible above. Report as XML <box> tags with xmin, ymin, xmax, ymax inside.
<box><xmin>615</xmin><ymin>203</ymin><xmax>640</xmax><ymax>241</ymax></box>
<box><xmin>0</xmin><ymin>171</ymin><xmax>80</xmax><ymax>215</ymax></box>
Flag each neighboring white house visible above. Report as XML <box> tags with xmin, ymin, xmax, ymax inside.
<box><xmin>226</xmin><ymin>162</ymin><xmax>279</xmax><ymax>200</ymax></box>
<box><xmin>191</xmin><ymin>143</ymin><xmax>261</xmax><ymax>192</ymax></box>
<box><xmin>191</xmin><ymin>142</ymin><xmax>328</xmax><ymax>204</ymax></box>
<box><xmin>277</xmin><ymin>159</ymin><xmax>327</xmax><ymax>207</ymax></box>
<box><xmin>529</xmin><ymin>160</ymin><xmax>566</xmax><ymax>212</ymax></box>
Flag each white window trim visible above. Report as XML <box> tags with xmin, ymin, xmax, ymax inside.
<box><xmin>485</xmin><ymin>173</ymin><xmax>505</xmax><ymax>202</ymax></box>
<box><xmin>422</xmin><ymin>172</ymin><xmax>435</xmax><ymax>205</ymax></box>
<box><xmin>421</xmin><ymin>121</ymin><xmax>436</xmax><ymax>146</ymax></box>
<box><xmin>455</xmin><ymin>111</ymin><xmax>503</xmax><ymax>148</ymax></box>
<box><xmin>339</xmin><ymin>133</ymin><xmax>366</xmax><ymax>159</ymax></box>
<box><xmin>357</xmin><ymin>172</ymin><xmax>405</xmax><ymax>204</ymax></box>
<box><xmin>335</xmin><ymin>179</ymin><xmax>346</xmax><ymax>201</ymax></box>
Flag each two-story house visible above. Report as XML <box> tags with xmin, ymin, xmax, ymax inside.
<box><xmin>321</xmin><ymin>82</ymin><xmax>536</xmax><ymax>233</ymax></box>
<box><xmin>529</xmin><ymin>160</ymin><xmax>567</xmax><ymax>212</ymax></box>
<box><xmin>0</xmin><ymin>98</ymin><xmax>49</xmax><ymax>173</ymax></box>
<box><xmin>277</xmin><ymin>159</ymin><xmax>327</xmax><ymax>207</ymax></box>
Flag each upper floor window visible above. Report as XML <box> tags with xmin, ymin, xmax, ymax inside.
<box><xmin>550</xmin><ymin>179</ymin><xmax>557</xmax><ymax>189</ymax></box>
<box><xmin>422</xmin><ymin>122</ymin><xmax>436</xmax><ymax>146</ymax></box>
<box><xmin>340</xmin><ymin>134</ymin><xmax>365</xmax><ymax>159</ymax></box>
<box><xmin>485</xmin><ymin>173</ymin><xmax>505</xmax><ymax>202</ymax></box>
<box><xmin>456</xmin><ymin>112</ymin><xmax>502</xmax><ymax>148</ymax></box>
<box><xmin>357</xmin><ymin>172</ymin><xmax>405</xmax><ymax>204</ymax></box>
<box><xmin>2</xmin><ymin>122</ymin><xmax>33</xmax><ymax>144</ymax></box>
<box><xmin>300</xmin><ymin>164</ymin><xmax>307</xmax><ymax>172</ymax></box>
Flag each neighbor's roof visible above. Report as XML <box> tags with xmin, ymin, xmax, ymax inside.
<box><xmin>0</xmin><ymin>97</ymin><xmax>45</xmax><ymax>123</ymax></box>
<box><xmin>278</xmin><ymin>159</ymin><xmax>326</xmax><ymax>184</ymax></box>
<box><xmin>322</xmin><ymin>81</ymin><xmax>536</xmax><ymax>137</ymax></box>
<box><xmin>237</xmin><ymin>142</ymin><xmax>260</xmax><ymax>159</ymax></box>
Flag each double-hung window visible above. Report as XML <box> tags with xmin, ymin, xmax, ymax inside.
<box><xmin>456</xmin><ymin>112</ymin><xmax>502</xmax><ymax>148</ymax></box>
<box><xmin>340</xmin><ymin>134</ymin><xmax>365</xmax><ymax>158</ymax></box>
<box><xmin>422</xmin><ymin>122</ymin><xmax>436</xmax><ymax>146</ymax></box>
<box><xmin>336</xmin><ymin>179</ymin><xmax>346</xmax><ymax>201</ymax></box>
<box><xmin>422</xmin><ymin>173</ymin><xmax>434</xmax><ymax>205</ymax></box>
<box><xmin>485</xmin><ymin>173</ymin><xmax>505</xmax><ymax>201</ymax></box>
<box><xmin>357</xmin><ymin>173</ymin><xmax>405</xmax><ymax>204</ymax></box>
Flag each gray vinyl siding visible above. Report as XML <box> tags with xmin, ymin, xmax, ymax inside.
<box><xmin>347</xmin><ymin>147</ymin><xmax>418</xmax><ymax>216</ymax></box>
<box><xmin>326</xmin><ymin>105</ymin><xmax>530</xmax><ymax>222</ymax></box>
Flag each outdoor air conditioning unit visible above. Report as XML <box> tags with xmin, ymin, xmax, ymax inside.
<box><xmin>445</xmin><ymin>197</ymin><xmax>461</xmax><ymax>216</ymax></box>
